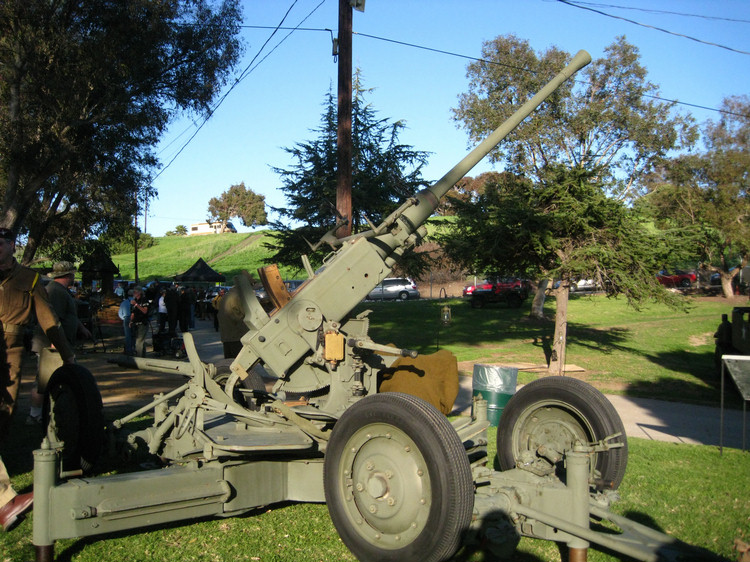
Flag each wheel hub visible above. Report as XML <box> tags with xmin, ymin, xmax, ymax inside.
<box><xmin>343</xmin><ymin>425</ymin><xmax>431</xmax><ymax>547</ymax></box>
<box><xmin>517</xmin><ymin>407</ymin><xmax>590</xmax><ymax>451</ymax></box>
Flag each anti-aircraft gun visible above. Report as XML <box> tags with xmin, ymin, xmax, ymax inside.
<box><xmin>33</xmin><ymin>50</ymin><xmax>719</xmax><ymax>562</ymax></box>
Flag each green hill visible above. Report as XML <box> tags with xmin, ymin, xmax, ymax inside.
<box><xmin>111</xmin><ymin>230</ymin><xmax>301</xmax><ymax>283</ymax></box>
<box><xmin>110</xmin><ymin>218</ymin><xmax>454</xmax><ymax>285</ymax></box>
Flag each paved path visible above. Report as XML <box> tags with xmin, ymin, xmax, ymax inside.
<box><xmin>453</xmin><ymin>374</ymin><xmax>747</xmax><ymax>450</ymax></box>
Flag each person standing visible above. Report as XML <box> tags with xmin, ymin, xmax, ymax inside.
<box><xmin>178</xmin><ymin>287</ymin><xmax>190</xmax><ymax>333</ymax></box>
<box><xmin>211</xmin><ymin>288</ymin><xmax>226</xmax><ymax>332</ymax></box>
<box><xmin>114</xmin><ymin>281</ymin><xmax>125</xmax><ymax>299</ymax></box>
<box><xmin>33</xmin><ymin>261</ymin><xmax>92</xmax><ymax>350</ymax></box>
<box><xmin>27</xmin><ymin>262</ymin><xmax>92</xmax><ymax>424</ymax></box>
<box><xmin>188</xmin><ymin>287</ymin><xmax>197</xmax><ymax>330</ymax></box>
<box><xmin>118</xmin><ymin>290</ymin><xmax>134</xmax><ymax>355</ymax></box>
<box><xmin>130</xmin><ymin>287</ymin><xmax>150</xmax><ymax>357</ymax></box>
<box><xmin>0</xmin><ymin>228</ymin><xmax>75</xmax><ymax>532</ymax></box>
<box><xmin>157</xmin><ymin>289</ymin><xmax>168</xmax><ymax>334</ymax></box>
<box><xmin>165</xmin><ymin>285</ymin><xmax>179</xmax><ymax>337</ymax></box>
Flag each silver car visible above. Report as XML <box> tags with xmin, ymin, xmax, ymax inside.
<box><xmin>366</xmin><ymin>278</ymin><xmax>420</xmax><ymax>301</ymax></box>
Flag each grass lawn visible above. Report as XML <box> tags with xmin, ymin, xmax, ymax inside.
<box><xmin>355</xmin><ymin>293</ymin><xmax>744</xmax><ymax>406</ymax></box>
<box><xmin>1</xmin><ymin>293</ymin><xmax>748</xmax><ymax>561</ymax></box>
<box><xmin>3</xmin><ymin>431</ymin><xmax>747</xmax><ymax>562</ymax></box>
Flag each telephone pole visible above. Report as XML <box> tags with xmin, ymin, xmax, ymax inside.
<box><xmin>335</xmin><ymin>0</ymin><xmax>353</xmax><ymax>238</ymax></box>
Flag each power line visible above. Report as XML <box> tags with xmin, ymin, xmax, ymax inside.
<box><xmin>155</xmin><ymin>0</ymin><xmax>326</xmax><ymax>180</ymax></box>
<box><xmin>156</xmin><ymin>6</ymin><xmax>747</xmax><ymax>178</ymax></box>
<box><xmin>353</xmin><ymin>31</ymin><xmax>748</xmax><ymax>119</ymax></box>
<box><xmin>555</xmin><ymin>0</ymin><xmax>750</xmax><ymax>56</ymax></box>
<box><xmin>551</xmin><ymin>1</ymin><xmax>750</xmax><ymax>24</ymax></box>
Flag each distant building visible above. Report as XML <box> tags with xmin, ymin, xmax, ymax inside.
<box><xmin>189</xmin><ymin>222</ymin><xmax>237</xmax><ymax>235</ymax></box>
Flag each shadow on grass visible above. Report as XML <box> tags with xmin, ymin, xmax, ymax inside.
<box><xmin>361</xmin><ymin>298</ymin><xmax>742</xmax><ymax>406</ymax></box>
<box><xmin>567</xmin><ymin>325</ymin><xmax>735</xmax><ymax>403</ymax></box>
<box><xmin>0</xmin><ymin>412</ymin><xmax>41</xmax><ymax>483</ymax></box>
<box><xmin>360</xmin><ymin>299</ymin><xmax>637</xmax><ymax>356</ymax></box>
<box><xmin>50</xmin><ymin>503</ymin><xmax>294</xmax><ymax>562</ymax></box>
<box><xmin>617</xmin><ymin>511</ymin><xmax>730</xmax><ymax>562</ymax></box>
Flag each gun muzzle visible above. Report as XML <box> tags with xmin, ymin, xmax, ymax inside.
<box><xmin>406</xmin><ymin>50</ymin><xmax>592</xmax><ymax>226</ymax></box>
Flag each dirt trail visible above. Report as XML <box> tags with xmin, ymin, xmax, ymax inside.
<box><xmin>208</xmin><ymin>232</ymin><xmax>264</xmax><ymax>265</ymax></box>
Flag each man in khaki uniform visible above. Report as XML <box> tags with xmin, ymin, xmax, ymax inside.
<box><xmin>0</xmin><ymin>228</ymin><xmax>76</xmax><ymax>531</ymax></box>
<box><xmin>27</xmin><ymin>261</ymin><xmax>92</xmax><ymax>423</ymax></box>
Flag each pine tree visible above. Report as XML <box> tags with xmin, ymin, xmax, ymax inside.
<box><xmin>267</xmin><ymin>72</ymin><xmax>429</xmax><ymax>270</ymax></box>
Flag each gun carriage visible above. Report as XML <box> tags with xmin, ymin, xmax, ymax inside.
<box><xmin>33</xmin><ymin>50</ymin><xmax>712</xmax><ymax>562</ymax></box>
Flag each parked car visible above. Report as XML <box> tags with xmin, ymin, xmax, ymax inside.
<box><xmin>366</xmin><ymin>278</ymin><xmax>420</xmax><ymax>301</ymax></box>
<box><xmin>465</xmin><ymin>277</ymin><xmax>530</xmax><ymax>308</ymax></box>
<box><xmin>569</xmin><ymin>278</ymin><xmax>600</xmax><ymax>292</ymax></box>
<box><xmin>656</xmin><ymin>270</ymin><xmax>697</xmax><ymax>288</ymax></box>
<box><xmin>463</xmin><ymin>277</ymin><xmax>528</xmax><ymax>297</ymax></box>
<box><xmin>206</xmin><ymin>285</ymin><xmax>232</xmax><ymax>299</ymax></box>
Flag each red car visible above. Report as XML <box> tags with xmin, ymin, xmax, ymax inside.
<box><xmin>657</xmin><ymin>270</ymin><xmax>697</xmax><ymax>288</ymax></box>
<box><xmin>463</xmin><ymin>277</ymin><xmax>526</xmax><ymax>297</ymax></box>
<box><xmin>463</xmin><ymin>277</ymin><xmax>530</xmax><ymax>308</ymax></box>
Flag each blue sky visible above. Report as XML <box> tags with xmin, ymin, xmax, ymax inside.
<box><xmin>145</xmin><ymin>0</ymin><xmax>750</xmax><ymax>236</ymax></box>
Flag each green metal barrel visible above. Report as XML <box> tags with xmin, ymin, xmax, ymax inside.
<box><xmin>472</xmin><ymin>364</ymin><xmax>518</xmax><ymax>425</ymax></box>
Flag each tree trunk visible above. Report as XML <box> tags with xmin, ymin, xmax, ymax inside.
<box><xmin>21</xmin><ymin>232</ymin><xmax>42</xmax><ymax>266</ymax></box>
<box><xmin>548</xmin><ymin>282</ymin><xmax>570</xmax><ymax>376</ymax></box>
<box><xmin>530</xmin><ymin>279</ymin><xmax>549</xmax><ymax>319</ymax></box>
<box><xmin>720</xmin><ymin>274</ymin><xmax>735</xmax><ymax>298</ymax></box>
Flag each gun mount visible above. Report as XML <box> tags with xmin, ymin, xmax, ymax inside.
<box><xmin>32</xmin><ymin>50</ymin><xmax>720</xmax><ymax>562</ymax></box>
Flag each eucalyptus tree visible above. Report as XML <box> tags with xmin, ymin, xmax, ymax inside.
<box><xmin>453</xmin><ymin>35</ymin><xmax>696</xmax><ymax>202</ymax></box>
<box><xmin>445</xmin><ymin>35</ymin><xmax>694</xmax><ymax>373</ymax></box>
<box><xmin>451</xmin><ymin>35</ymin><xmax>695</xmax><ymax>316</ymax></box>
<box><xmin>642</xmin><ymin>95</ymin><xmax>750</xmax><ymax>298</ymax></box>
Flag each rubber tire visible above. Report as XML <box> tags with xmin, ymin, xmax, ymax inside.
<box><xmin>507</xmin><ymin>293</ymin><xmax>522</xmax><ymax>308</ymax></box>
<box><xmin>43</xmin><ymin>364</ymin><xmax>104</xmax><ymax>474</ymax></box>
<box><xmin>679</xmin><ymin>278</ymin><xmax>691</xmax><ymax>288</ymax></box>
<box><xmin>496</xmin><ymin>377</ymin><xmax>628</xmax><ymax>490</ymax></box>
<box><xmin>398</xmin><ymin>291</ymin><xmax>409</xmax><ymax>301</ymax></box>
<box><xmin>324</xmin><ymin>393</ymin><xmax>473</xmax><ymax>562</ymax></box>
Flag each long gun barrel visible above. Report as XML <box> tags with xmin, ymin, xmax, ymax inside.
<box><xmin>339</xmin><ymin>49</ymin><xmax>592</xmax><ymax>257</ymax></box>
<box><xmin>401</xmin><ymin>51</ymin><xmax>590</xmax><ymax>228</ymax></box>
<box><xmin>230</xmin><ymin>51</ymin><xmax>591</xmax><ymax>381</ymax></box>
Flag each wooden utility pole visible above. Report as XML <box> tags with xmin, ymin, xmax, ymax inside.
<box><xmin>134</xmin><ymin>213</ymin><xmax>139</xmax><ymax>284</ymax></box>
<box><xmin>336</xmin><ymin>0</ymin><xmax>353</xmax><ymax>238</ymax></box>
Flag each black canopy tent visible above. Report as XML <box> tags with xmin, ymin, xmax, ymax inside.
<box><xmin>174</xmin><ymin>258</ymin><xmax>226</xmax><ymax>284</ymax></box>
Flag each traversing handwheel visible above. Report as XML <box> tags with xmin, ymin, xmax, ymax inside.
<box><xmin>213</xmin><ymin>359</ymin><xmax>266</xmax><ymax>409</ymax></box>
<box><xmin>496</xmin><ymin>376</ymin><xmax>628</xmax><ymax>490</ymax></box>
<box><xmin>324</xmin><ymin>392</ymin><xmax>473</xmax><ymax>562</ymax></box>
<box><xmin>43</xmin><ymin>364</ymin><xmax>104</xmax><ymax>474</ymax></box>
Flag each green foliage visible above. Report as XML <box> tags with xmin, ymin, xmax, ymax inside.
<box><xmin>267</xmin><ymin>72</ymin><xmax>430</xmax><ymax>272</ymax></box>
<box><xmin>438</xmin><ymin>167</ymin><xmax>680</xmax><ymax>309</ymax></box>
<box><xmin>165</xmin><ymin>225</ymin><xmax>188</xmax><ymax>236</ymax></box>
<box><xmin>641</xmin><ymin>95</ymin><xmax>750</xmax><ymax>296</ymax></box>
<box><xmin>207</xmin><ymin>182</ymin><xmax>267</xmax><ymax>232</ymax></box>
<box><xmin>105</xmin><ymin>231</ymin><xmax>156</xmax><ymax>255</ymax></box>
<box><xmin>0</xmin><ymin>0</ymin><xmax>243</xmax><ymax>263</ymax></box>
<box><xmin>453</xmin><ymin>35</ymin><xmax>697</xmax><ymax>201</ymax></box>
